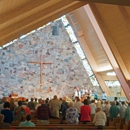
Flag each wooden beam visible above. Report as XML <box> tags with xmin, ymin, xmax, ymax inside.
<box><xmin>87</xmin><ymin>3</ymin><xmax>130</xmax><ymax>99</ymax></box>
<box><xmin>72</xmin><ymin>0</ymin><xmax>130</xmax><ymax>6</ymax></box>
<box><xmin>67</xmin><ymin>14</ymin><xmax>111</xmax><ymax>95</ymax></box>
<box><xmin>0</xmin><ymin>2</ymin><xmax>87</xmax><ymax>46</ymax></box>
<box><xmin>0</xmin><ymin>0</ymin><xmax>78</xmax><ymax>40</ymax></box>
<box><xmin>118</xmin><ymin>6</ymin><xmax>130</xmax><ymax>33</ymax></box>
<box><xmin>0</xmin><ymin>0</ymin><xmax>50</xmax><ymax>25</ymax></box>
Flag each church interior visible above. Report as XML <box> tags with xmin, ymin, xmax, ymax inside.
<box><xmin>1</xmin><ymin>1</ymin><xmax>130</xmax><ymax>130</ymax></box>
<box><xmin>0</xmin><ymin>0</ymin><xmax>130</xmax><ymax>100</ymax></box>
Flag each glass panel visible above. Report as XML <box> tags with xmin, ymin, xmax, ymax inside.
<box><xmin>90</xmin><ymin>76</ymin><xmax>99</xmax><ymax>86</ymax></box>
<box><xmin>61</xmin><ymin>15</ymin><xmax>69</xmax><ymax>26</ymax></box>
<box><xmin>105</xmin><ymin>80</ymin><xmax>120</xmax><ymax>87</ymax></box>
<box><xmin>82</xmin><ymin>59</ymin><xmax>93</xmax><ymax>76</ymax></box>
<box><xmin>65</xmin><ymin>26</ymin><xmax>78</xmax><ymax>42</ymax></box>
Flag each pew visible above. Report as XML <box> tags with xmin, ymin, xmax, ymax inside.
<box><xmin>10</xmin><ymin>125</ymin><xmax>115</xmax><ymax>130</ymax></box>
<box><xmin>116</xmin><ymin>118</ymin><xmax>125</xmax><ymax>129</ymax></box>
<box><xmin>123</xmin><ymin>121</ymin><xmax>130</xmax><ymax>130</ymax></box>
<box><xmin>109</xmin><ymin>117</ymin><xmax>120</xmax><ymax>126</ymax></box>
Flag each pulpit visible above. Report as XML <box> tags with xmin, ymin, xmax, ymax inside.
<box><xmin>12</xmin><ymin>93</ymin><xmax>18</xmax><ymax>98</ymax></box>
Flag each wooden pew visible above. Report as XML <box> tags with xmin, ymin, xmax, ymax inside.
<box><xmin>116</xmin><ymin>118</ymin><xmax>125</xmax><ymax>129</ymax></box>
<box><xmin>109</xmin><ymin>117</ymin><xmax>120</xmax><ymax>126</ymax></box>
<box><xmin>10</xmin><ymin>125</ymin><xmax>115</xmax><ymax>130</ymax></box>
<box><xmin>123</xmin><ymin>121</ymin><xmax>130</xmax><ymax>130</ymax></box>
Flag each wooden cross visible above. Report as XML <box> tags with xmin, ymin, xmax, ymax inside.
<box><xmin>29</xmin><ymin>50</ymin><xmax>53</xmax><ymax>87</ymax></box>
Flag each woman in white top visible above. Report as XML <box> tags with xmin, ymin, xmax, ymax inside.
<box><xmin>93</xmin><ymin>107</ymin><xmax>106</xmax><ymax>129</ymax></box>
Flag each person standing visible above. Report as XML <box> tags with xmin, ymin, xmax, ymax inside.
<box><xmin>80</xmin><ymin>99</ymin><xmax>91</xmax><ymax>124</ymax></box>
<box><xmin>37</xmin><ymin>100</ymin><xmax>51</xmax><ymax>124</ymax></box>
<box><xmin>120</xmin><ymin>101</ymin><xmax>127</xmax><ymax>118</ymax></box>
<box><xmin>109</xmin><ymin>101</ymin><xmax>119</xmax><ymax>121</ymax></box>
<box><xmin>93</xmin><ymin>107</ymin><xmax>106</xmax><ymax>129</ymax></box>
<box><xmin>0</xmin><ymin>114</ymin><xmax>10</xmax><ymax>129</ymax></box>
<box><xmin>101</xmin><ymin>91</ymin><xmax>107</xmax><ymax>101</ymax></box>
<box><xmin>124</xmin><ymin>102</ymin><xmax>130</xmax><ymax>124</ymax></box>
<box><xmin>89</xmin><ymin>100</ymin><xmax>96</xmax><ymax>120</ymax></box>
<box><xmin>66</xmin><ymin>102</ymin><xmax>79</xmax><ymax>124</ymax></box>
<box><xmin>49</xmin><ymin>95</ymin><xmax>61</xmax><ymax>118</ymax></box>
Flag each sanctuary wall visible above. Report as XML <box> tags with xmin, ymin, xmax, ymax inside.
<box><xmin>0</xmin><ymin>20</ymin><xmax>102</xmax><ymax>99</ymax></box>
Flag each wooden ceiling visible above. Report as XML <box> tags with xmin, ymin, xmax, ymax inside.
<box><xmin>0</xmin><ymin>0</ymin><xmax>87</xmax><ymax>47</ymax></box>
<box><xmin>1</xmin><ymin>0</ymin><xmax>130</xmax><ymax>94</ymax></box>
<box><xmin>73</xmin><ymin>0</ymin><xmax>130</xmax><ymax>6</ymax></box>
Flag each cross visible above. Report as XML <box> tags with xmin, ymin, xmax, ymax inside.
<box><xmin>29</xmin><ymin>50</ymin><xmax>53</xmax><ymax>87</ymax></box>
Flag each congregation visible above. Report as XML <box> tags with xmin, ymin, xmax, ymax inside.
<box><xmin>0</xmin><ymin>93</ymin><xmax>130</xmax><ymax>129</ymax></box>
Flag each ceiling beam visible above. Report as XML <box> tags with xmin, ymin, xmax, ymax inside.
<box><xmin>0</xmin><ymin>0</ymin><xmax>50</xmax><ymax>25</ymax></box>
<box><xmin>67</xmin><ymin>13</ymin><xmax>111</xmax><ymax>95</ymax></box>
<box><xmin>73</xmin><ymin>0</ymin><xmax>130</xmax><ymax>6</ymax></box>
<box><xmin>0</xmin><ymin>0</ymin><xmax>77</xmax><ymax>40</ymax></box>
<box><xmin>88</xmin><ymin>3</ymin><xmax>130</xmax><ymax>99</ymax></box>
<box><xmin>118</xmin><ymin>6</ymin><xmax>130</xmax><ymax>33</ymax></box>
<box><xmin>0</xmin><ymin>2</ymin><xmax>87</xmax><ymax>46</ymax></box>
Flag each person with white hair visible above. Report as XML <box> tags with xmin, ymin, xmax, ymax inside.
<box><xmin>66</xmin><ymin>102</ymin><xmax>79</xmax><ymax>124</ymax></box>
<box><xmin>0</xmin><ymin>114</ymin><xmax>10</xmax><ymax>129</ymax></box>
<box><xmin>93</xmin><ymin>107</ymin><xmax>106</xmax><ymax>129</ymax></box>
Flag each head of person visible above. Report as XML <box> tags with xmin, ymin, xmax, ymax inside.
<box><xmin>4</xmin><ymin>102</ymin><xmax>10</xmax><ymax>108</ymax></box>
<box><xmin>103</xmin><ymin>91</ymin><xmax>105</xmax><ymax>93</ymax></box>
<box><xmin>26</xmin><ymin>99</ymin><xmax>28</xmax><ymax>102</ymax></box>
<box><xmin>121</xmin><ymin>101</ymin><xmax>125</xmax><ymax>105</ymax></box>
<box><xmin>114</xmin><ymin>97</ymin><xmax>118</xmax><ymax>101</ymax></box>
<box><xmin>18</xmin><ymin>101</ymin><xmax>22</xmax><ymax>106</ymax></box>
<box><xmin>84</xmin><ymin>99</ymin><xmax>89</xmax><ymax>105</ymax></box>
<box><xmin>41</xmin><ymin>100</ymin><xmax>45</xmax><ymax>105</ymax></box>
<box><xmin>0</xmin><ymin>114</ymin><xmax>4</xmax><ymax>122</ymax></box>
<box><xmin>54</xmin><ymin>95</ymin><xmax>57</xmax><ymax>99</ymax></box>
<box><xmin>31</xmin><ymin>98</ymin><xmax>33</xmax><ymax>102</ymax></box>
<box><xmin>2</xmin><ymin>97</ymin><xmax>7</xmax><ymax>103</ymax></box>
<box><xmin>69</xmin><ymin>102</ymin><xmax>74</xmax><ymax>107</ymax></box>
<box><xmin>112</xmin><ymin>101</ymin><xmax>116</xmax><ymax>105</ymax></box>
<box><xmin>38</xmin><ymin>99</ymin><xmax>42</xmax><ymax>103</ymax></box>
<box><xmin>35</xmin><ymin>98</ymin><xmax>37</xmax><ymax>102</ymax></box>
<box><xmin>75</xmin><ymin>96</ymin><xmax>80</xmax><ymax>102</ymax></box>
<box><xmin>91</xmin><ymin>100</ymin><xmax>95</xmax><ymax>103</ymax></box>
<box><xmin>96</xmin><ymin>106</ymin><xmax>102</xmax><ymax>112</ymax></box>
<box><xmin>26</xmin><ymin>114</ymin><xmax>31</xmax><ymax>121</ymax></box>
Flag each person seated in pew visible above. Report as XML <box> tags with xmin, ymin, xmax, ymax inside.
<box><xmin>0</xmin><ymin>114</ymin><xmax>10</xmax><ymax>129</ymax></box>
<box><xmin>93</xmin><ymin>107</ymin><xmax>106</xmax><ymax>129</ymax></box>
<box><xmin>1</xmin><ymin>102</ymin><xmax>13</xmax><ymax>124</ymax></box>
<box><xmin>66</xmin><ymin>102</ymin><xmax>79</xmax><ymax>124</ymax></box>
<box><xmin>19</xmin><ymin>114</ymin><xmax>35</xmax><ymax>126</ymax></box>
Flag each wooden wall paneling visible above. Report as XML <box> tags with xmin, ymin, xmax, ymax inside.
<box><xmin>0</xmin><ymin>2</ymin><xmax>87</xmax><ymax>46</ymax></box>
<box><xmin>0</xmin><ymin>0</ymin><xmax>77</xmax><ymax>41</ymax></box>
<box><xmin>0</xmin><ymin>0</ymin><xmax>50</xmax><ymax>25</ymax></box>
<box><xmin>88</xmin><ymin>3</ymin><xmax>130</xmax><ymax>99</ymax></box>
<box><xmin>72</xmin><ymin>0</ymin><xmax>130</xmax><ymax>6</ymax></box>
<box><xmin>73</xmin><ymin>7</ymin><xmax>111</xmax><ymax>70</ymax></box>
<box><xmin>67</xmin><ymin>10</ymin><xmax>111</xmax><ymax>95</ymax></box>
<box><xmin>0</xmin><ymin>0</ymin><xmax>31</xmax><ymax>15</ymax></box>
